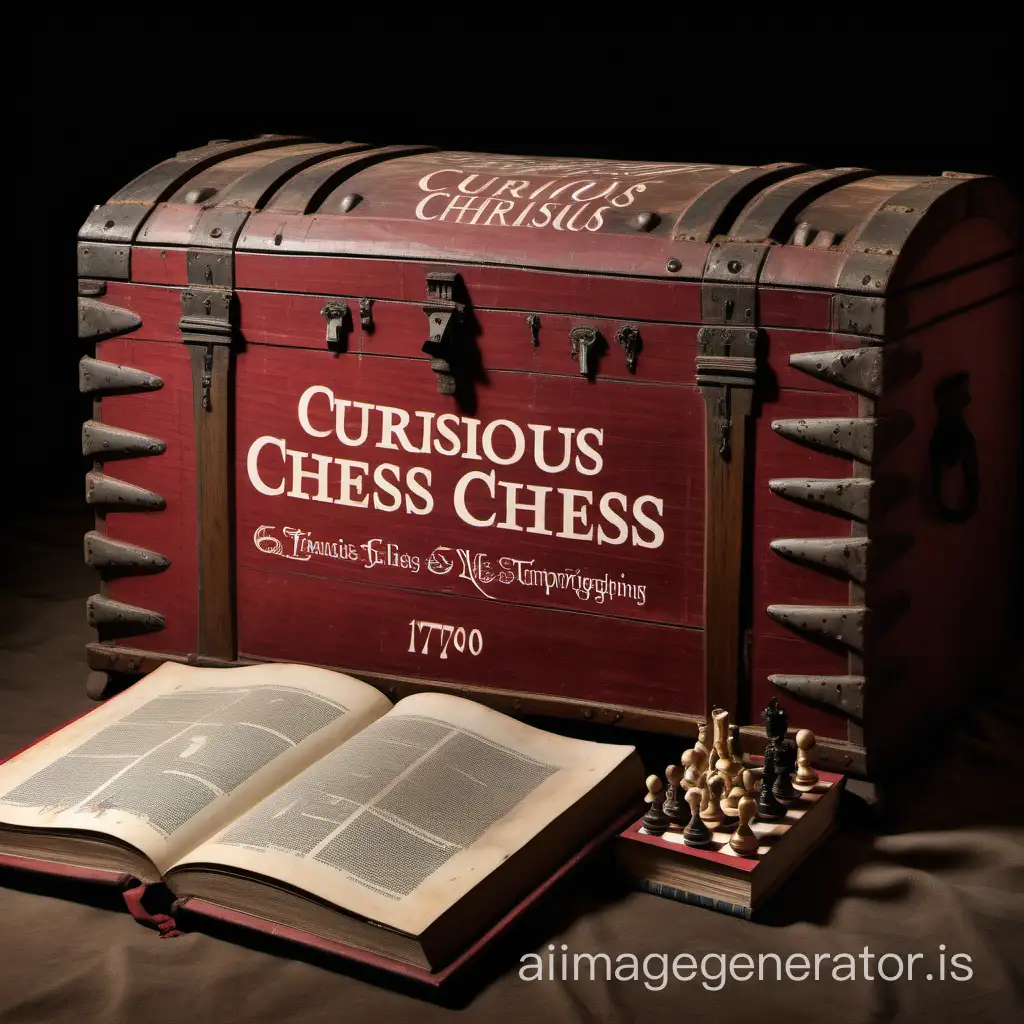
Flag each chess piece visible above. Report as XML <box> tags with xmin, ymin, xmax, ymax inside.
<box><xmin>729</xmin><ymin>791</ymin><xmax>759</xmax><ymax>857</ymax></box>
<box><xmin>663</xmin><ymin>764</ymin><xmax>687</xmax><ymax>826</ymax></box>
<box><xmin>641</xmin><ymin>774</ymin><xmax>670</xmax><ymax>836</ymax></box>
<box><xmin>742</xmin><ymin>768</ymin><xmax>761</xmax><ymax>794</ymax></box>
<box><xmin>772</xmin><ymin>740</ymin><xmax>798</xmax><ymax>805</ymax></box>
<box><xmin>757</xmin><ymin>747</ymin><xmax>786</xmax><ymax>820</ymax></box>
<box><xmin>793</xmin><ymin>729</ymin><xmax>820</xmax><ymax>790</ymax></box>
<box><xmin>681</xmin><ymin>748</ymin><xmax>705</xmax><ymax>788</ymax></box>
<box><xmin>682</xmin><ymin>785</ymin><xmax>713</xmax><ymax>847</ymax></box>
<box><xmin>694</xmin><ymin>721</ymin><xmax>711</xmax><ymax>761</ymax></box>
<box><xmin>711</xmin><ymin>707</ymin><xmax>730</xmax><ymax>760</ymax></box>
<box><xmin>763</xmin><ymin>696</ymin><xmax>789</xmax><ymax>745</ymax></box>
<box><xmin>758</xmin><ymin>698</ymin><xmax>788</xmax><ymax>819</ymax></box>
<box><xmin>721</xmin><ymin>759</ymin><xmax>744</xmax><ymax>816</ymax></box>
<box><xmin>700</xmin><ymin>774</ymin><xmax>725</xmax><ymax>828</ymax></box>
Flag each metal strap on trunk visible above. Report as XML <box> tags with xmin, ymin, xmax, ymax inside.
<box><xmin>696</xmin><ymin>238</ymin><xmax>772</xmax><ymax>715</ymax></box>
<box><xmin>78</xmin><ymin>135</ymin><xmax>306</xmax><ymax>280</ymax></box>
<box><xmin>673</xmin><ymin>163</ymin><xmax>811</xmax><ymax>242</ymax></box>
<box><xmin>263</xmin><ymin>145</ymin><xmax>438</xmax><ymax>214</ymax></box>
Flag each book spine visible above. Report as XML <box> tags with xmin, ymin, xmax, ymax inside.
<box><xmin>633</xmin><ymin>879</ymin><xmax>752</xmax><ymax>920</ymax></box>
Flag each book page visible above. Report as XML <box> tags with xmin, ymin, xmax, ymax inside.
<box><xmin>174</xmin><ymin>691</ymin><xmax>637</xmax><ymax>935</ymax></box>
<box><xmin>0</xmin><ymin>662</ymin><xmax>391</xmax><ymax>873</ymax></box>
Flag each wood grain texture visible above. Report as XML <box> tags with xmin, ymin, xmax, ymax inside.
<box><xmin>237</xmin><ymin>569</ymin><xmax>704</xmax><ymax>714</ymax></box>
<box><xmin>234</xmin><ymin>345</ymin><xmax>705</xmax><ymax>628</ymax></box>
<box><xmin>749</xmin><ymin>387</ymin><xmax>860</xmax><ymax>740</ymax></box>
<box><xmin>190</xmin><ymin>343</ymin><xmax>237</xmax><ymax>661</ymax></box>
<box><xmin>866</xmin><ymin>293</ymin><xmax>1021</xmax><ymax>764</ymax></box>
<box><xmin>700</xmin><ymin>394</ymin><xmax>753</xmax><ymax>716</ymax></box>
<box><xmin>95</xmin><ymin>338</ymin><xmax>197</xmax><ymax>657</ymax></box>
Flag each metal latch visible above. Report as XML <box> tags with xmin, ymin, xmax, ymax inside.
<box><xmin>201</xmin><ymin>346</ymin><xmax>214</xmax><ymax>410</ymax></box>
<box><xmin>616</xmin><ymin>325</ymin><xmax>641</xmax><ymax>374</ymax></box>
<box><xmin>569</xmin><ymin>327</ymin><xmax>598</xmax><ymax>377</ymax></box>
<box><xmin>180</xmin><ymin>286</ymin><xmax>234</xmax><ymax>345</ymax></box>
<box><xmin>320</xmin><ymin>301</ymin><xmax>351</xmax><ymax>351</ymax></box>
<box><xmin>421</xmin><ymin>271</ymin><xmax>464</xmax><ymax>395</ymax></box>
<box><xmin>695</xmin><ymin>327</ymin><xmax>759</xmax><ymax>461</ymax></box>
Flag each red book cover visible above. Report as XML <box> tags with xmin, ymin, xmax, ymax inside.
<box><xmin>176</xmin><ymin>804</ymin><xmax>639</xmax><ymax>987</ymax></box>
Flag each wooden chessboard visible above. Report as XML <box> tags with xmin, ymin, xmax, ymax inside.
<box><xmin>616</xmin><ymin>766</ymin><xmax>845</xmax><ymax>915</ymax></box>
<box><xmin>624</xmin><ymin>771</ymin><xmax>842</xmax><ymax>871</ymax></box>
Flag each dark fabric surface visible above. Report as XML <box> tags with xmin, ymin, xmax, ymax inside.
<box><xmin>1</xmin><ymin>507</ymin><xmax>1022</xmax><ymax>1023</ymax></box>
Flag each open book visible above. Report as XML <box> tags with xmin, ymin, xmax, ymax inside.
<box><xmin>0</xmin><ymin>663</ymin><xmax>641</xmax><ymax>972</ymax></box>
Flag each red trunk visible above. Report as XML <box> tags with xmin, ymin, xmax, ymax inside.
<box><xmin>76</xmin><ymin>139</ymin><xmax>1022</xmax><ymax>778</ymax></box>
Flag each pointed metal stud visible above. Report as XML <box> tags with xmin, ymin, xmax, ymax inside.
<box><xmin>771</xmin><ymin>415</ymin><xmax>912</xmax><ymax>463</ymax></box>
<box><xmin>86</xmin><ymin>595</ymin><xmax>166</xmax><ymax>634</ymax></box>
<box><xmin>82</xmin><ymin>420</ymin><xmax>166</xmax><ymax>460</ymax></box>
<box><xmin>766</xmin><ymin>604</ymin><xmax>867</xmax><ymax>650</ymax></box>
<box><xmin>84</xmin><ymin>531</ymin><xmax>170</xmax><ymax>576</ymax></box>
<box><xmin>79</xmin><ymin>356</ymin><xmax>163</xmax><ymax>395</ymax></box>
<box><xmin>789</xmin><ymin>347</ymin><xmax>883</xmax><ymax>397</ymax></box>
<box><xmin>85</xmin><ymin>471</ymin><xmax>166</xmax><ymax>511</ymax></box>
<box><xmin>769</xmin><ymin>674</ymin><xmax>865</xmax><ymax>722</ymax></box>
<box><xmin>768</xmin><ymin>477</ymin><xmax>873</xmax><ymax>521</ymax></box>
<box><xmin>77</xmin><ymin>298</ymin><xmax>142</xmax><ymax>341</ymax></box>
<box><xmin>769</xmin><ymin>536</ymin><xmax>870</xmax><ymax>582</ymax></box>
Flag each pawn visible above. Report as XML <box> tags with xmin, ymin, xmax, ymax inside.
<box><xmin>742</xmin><ymin>768</ymin><xmax>761</xmax><ymax>794</ymax></box>
<box><xmin>728</xmin><ymin>791</ymin><xmax>759</xmax><ymax>857</ymax></box>
<box><xmin>663</xmin><ymin>764</ymin><xmax>688</xmax><ymax>826</ymax></box>
<box><xmin>641</xmin><ymin>774</ymin><xmax>670</xmax><ymax>836</ymax></box>
<box><xmin>793</xmin><ymin>729</ymin><xmax>820</xmax><ymax>790</ymax></box>
<box><xmin>682</xmin><ymin>785</ymin><xmax>713</xmax><ymax>847</ymax></box>
<box><xmin>700</xmin><ymin>774</ymin><xmax>725</xmax><ymax>828</ymax></box>
<box><xmin>772</xmin><ymin>740</ymin><xmax>798</xmax><ymax>805</ymax></box>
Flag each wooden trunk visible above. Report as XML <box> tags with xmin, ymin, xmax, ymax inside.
<box><xmin>76</xmin><ymin>138</ymin><xmax>1022</xmax><ymax>778</ymax></box>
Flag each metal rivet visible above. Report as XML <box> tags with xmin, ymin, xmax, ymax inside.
<box><xmin>582</xmin><ymin>709</ymin><xmax>593</xmax><ymax>719</ymax></box>
<box><xmin>103</xmin><ymin>220</ymin><xmax>115</xmax><ymax>230</ymax></box>
<box><xmin>728</xmin><ymin>260</ymin><xmax>742</xmax><ymax>274</ymax></box>
<box><xmin>666</xmin><ymin>258</ymin><xmax>682</xmax><ymax>273</ymax></box>
<box><xmin>210</xmin><ymin>227</ymin><xmax>223</xmax><ymax>238</ymax></box>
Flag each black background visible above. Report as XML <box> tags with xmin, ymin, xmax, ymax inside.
<box><xmin>19</xmin><ymin>34</ymin><xmax>1022</xmax><ymax>511</ymax></box>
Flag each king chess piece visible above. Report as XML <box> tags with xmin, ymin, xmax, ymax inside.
<box><xmin>763</xmin><ymin>696</ymin><xmax>788</xmax><ymax>745</ymax></box>
<box><xmin>682</xmin><ymin>785</ymin><xmax>713</xmax><ymax>847</ymax></box>
<box><xmin>641</xmin><ymin>774</ymin><xmax>670</xmax><ymax>836</ymax></box>
<box><xmin>758</xmin><ymin>698</ymin><xmax>788</xmax><ymax>819</ymax></box>
<box><xmin>663</xmin><ymin>764</ymin><xmax>688</xmax><ymax>826</ymax></box>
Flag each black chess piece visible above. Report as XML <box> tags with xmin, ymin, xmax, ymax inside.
<box><xmin>772</xmin><ymin>739</ymin><xmax>798</xmax><ymax>805</ymax></box>
<box><xmin>682</xmin><ymin>787</ymin><xmax>713</xmax><ymax>847</ymax></box>
<box><xmin>763</xmin><ymin>696</ymin><xmax>788</xmax><ymax>743</ymax></box>
<box><xmin>757</xmin><ymin>739</ymin><xmax>786</xmax><ymax>820</ymax></box>
<box><xmin>641</xmin><ymin>778</ymin><xmax>671</xmax><ymax>836</ymax></box>
<box><xmin>662</xmin><ymin>765</ymin><xmax>687</xmax><ymax>826</ymax></box>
